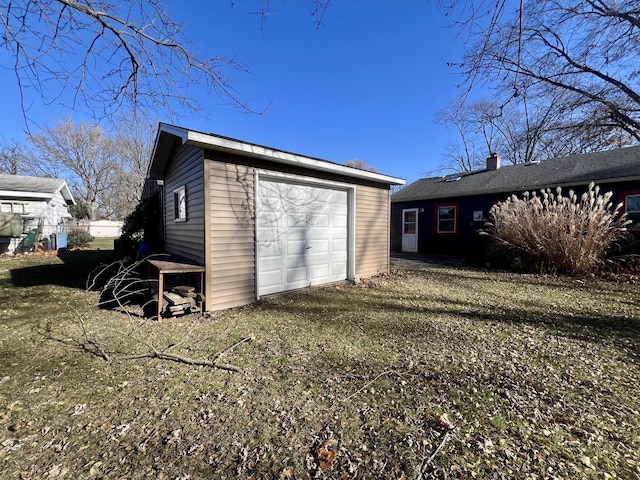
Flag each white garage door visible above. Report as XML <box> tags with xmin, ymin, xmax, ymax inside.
<box><xmin>257</xmin><ymin>179</ymin><xmax>348</xmax><ymax>296</ymax></box>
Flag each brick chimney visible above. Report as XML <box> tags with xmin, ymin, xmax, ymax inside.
<box><xmin>486</xmin><ymin>152</ymin><xmax>501</xmax><ymax>171</ymax></box>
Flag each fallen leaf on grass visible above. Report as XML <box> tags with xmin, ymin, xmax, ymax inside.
<box><xmin>478</xmin><ymin>438</ymin><xmax>495</xmax><ymax>454</ymax></box>
<box><xmin>47</xmin><ymin>463</ymin><xmax>69</xmax><ymax>477</ymax></box>
<box><xmin>279</xmin><ymin>466</ymin><xmax>295</xmax><ymax>479</ymax></box>
<box><xmin>317</xmin><ymin>439</ymin><xmax>338</xmax><ymax>470</ymax></box>
<box><xmin>88</xmin><ymin>461</ymin><xmax>103</xmax><ymax>476</ymax></box>
<box><xmin>435</xmin><ymin>413</ymin><xmax>455</xmax><ymax>430</ymax></box>
<box><xmin>71</xmin><ymin>404</ymin><xmax>86</xmax><ymax>416</ymax></box>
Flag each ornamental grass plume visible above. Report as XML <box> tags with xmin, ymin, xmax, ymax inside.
<box><xmin>488</xmin><ymin>182</ymin><xmax>630</xmax><ymax>275</ymax></box>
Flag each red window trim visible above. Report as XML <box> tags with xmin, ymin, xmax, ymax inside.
<box><xmin>435</xmin><ymin>203</ymin><xmax>459</xmax><ymax>235</ymax></box>
<box><xmin>620</xmin><ymin>190</ymin><xmax>640</xmax><ymax>232</ymax></box>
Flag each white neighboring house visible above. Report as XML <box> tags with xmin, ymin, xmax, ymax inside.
<box><xmin>0</xmin><ymin>174</ymin><xmax>75</xmax><ymax>252</ymax></box>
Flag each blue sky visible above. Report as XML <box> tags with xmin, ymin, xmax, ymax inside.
<box><xmin>0</xmin><ymin>1</ymin><xmax>488</xmax><ymax>184</ymax></box>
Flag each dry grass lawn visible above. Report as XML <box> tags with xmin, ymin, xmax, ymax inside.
<box><xmin>0</xmin><ymin>251</ymin><xmax>639</xmax><ymax>479</ymax></box>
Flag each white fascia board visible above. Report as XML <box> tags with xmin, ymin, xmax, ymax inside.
<box><xmin>160</xmin><ymin>123</ymin><xmax>190</xmax><ymax>143</ymax></box>
<box><xmin>55</xmin><ymin>181</ymin><xmax>76</xmax><ymax>205</ymax></box>
<box><xmin>0</xmin><ymin>190</ymin><xmax>53</xmax><ymax>200</ymax></box>
<box><xmin>184</xmin><ymin>129</ymin><xmax>406</xmax><ymax>186</ymax></box>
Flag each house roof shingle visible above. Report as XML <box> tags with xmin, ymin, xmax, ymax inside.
<box><xmin>392</xmin><ymin>146</ymin><xmax>640</xmax><ymax>202</ymax></box>
<box><xmin>0</xmin><ymin>174</ymin><xmax>75</xmax><ymax>204</ymax></box>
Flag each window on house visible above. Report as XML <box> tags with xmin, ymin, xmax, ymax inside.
<box><xmin>403</xmin><ymin>210</ymin><xmax>416</xmax><ymax>234</ymax></box>
<box><xmin>174</xmin><ymin>186</ymin><xmax>187</xmax><ymax>222</ymax></box>
<box><xmin>626</xmin><ymin>194</ymin><xmax>640</xmax><ymax>231</ymax></box>
<box><xmin>0</xmin><ymin>202</ymin><xmax>25</xmax><ymax>213</ymax></box>
<box><xmin>437</xmin><ymin>205</ymin><xmax>457</xmax><ymax>234</ymax></box>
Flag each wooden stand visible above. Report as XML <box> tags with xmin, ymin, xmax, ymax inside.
<box><xmin>147</xmin><ymin>259</ymin><xmax>205</xmax><ymax>319</ymax></box>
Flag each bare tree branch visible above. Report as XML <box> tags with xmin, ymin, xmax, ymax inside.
<box><xmin>0</xmin><ymin>0</ymin><xmax>255</xmax><ymax>128</ymax></box>
<box><xmin>81</xmin><ymin>256</ymin><xmax>253</xmax><ymax>371</ymax></box>
<box><xmin>119</xmin><ymin>349</ymin><xmax>242</xmax><ymax>372</ymax></box>
<box><xmin>460</xmin><ymin>0</ymin><xmax>640</xmax><ymax>144</ymax></box>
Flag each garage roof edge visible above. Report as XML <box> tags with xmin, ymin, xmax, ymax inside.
<box><xmin>148</xmin><ymin>123</ymin><xmax>406</xmax><ymax>186</ymax></box>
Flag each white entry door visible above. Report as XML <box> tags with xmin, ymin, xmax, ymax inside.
<box><xmin>257</xmin><ymin>179</ymin><xmax>348</xmax><ymax>296</ymax></box>
<box><xmin>401</xmin><ymin>208</ymin><xmax>418</xmax><ymax>253</ymax></box>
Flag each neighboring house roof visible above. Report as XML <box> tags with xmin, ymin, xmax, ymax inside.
<box><xmin>392</xmin><ymin>146</ymin><xmax>640</xmax><ymax>202</ymax></box>
<box><xmin>148</xmin><ymin>123</ymin><xmax>406</xmax><ymax>186</ymax></box>
<box><xmin>0</xmin><ymin>174</ymin><xmax>76</xmax><ymax>205</ymax></box>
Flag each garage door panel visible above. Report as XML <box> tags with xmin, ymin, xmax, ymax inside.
<box><xmin>286</xmin><ymin>266</ymin><xmax>308</xmax><ymax>285</ymax></box>
<box><xmin>309</xmin><ymin>239</ymin><xmax>329</xmax><ymax>253</ymax></box>
<box><xmin>287</xmin><ymin>213</ymin><xmax>307</xmax><ymax>227</ymax></box>
<box><xmin>286</xmin><ymin>239</ymin><xmax>308</xmax><ymax>255</ymax></box>
<box><xmin>260</xmin><ymin>269</ymin><xmax>283</xmax><ymax>289</ymax></box>
<box><xmin>309</xmin><ymin>213</ymin><xmax>329</xmax><ymax>228</ymax></box>
<box><xmin>332</xmin><ymin>262</ymin><xmax>347</xmax><ymax>276</ymax></box>
<box><xmin>332</xmin><ymin>206</ymin><xmax>348</xmax><ymax>216</ymax></box>
<box><xmin>260</xmin><ymin>241</ymin><xmax>282</xmax><ymax>257</ymax></box>
<box><xmin>257</xmin><ymin>211</ymin><xmax>277</xmax><ymax>227</ymax></box>
<box><xmin>257</xmin><ymin>178</ymin><xmax>349</xmax><ymax>296</ymax></box>
<box><xmin>332</xmin><ymin>238</ymin><xmax>346</xmax><ymax>250</ymax></box>
<box><xmin>310</xmin><ymin>264</ymin><xmax>330</xmax><ymax>283</ymax></box>
<box><xmin>286</xmin><ymin>228</ymin><xmax>307</xmax><ymax>241</ymax></box>
<box><xmin>332</xmin><ymin>213</ymin><xmax>348</xmax><ymax>228</ymax></box>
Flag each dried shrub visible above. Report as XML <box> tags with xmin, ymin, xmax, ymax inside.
<box><xmin>486</xmin><ymin>182</ymin><xmax>630</xmax><ymax>275</ymax></box>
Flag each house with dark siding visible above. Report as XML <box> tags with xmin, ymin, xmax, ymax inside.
<box><xmin>391</xmin><ymin>146</ymin><xmax>640</xmax><ymax>258</ymax></box>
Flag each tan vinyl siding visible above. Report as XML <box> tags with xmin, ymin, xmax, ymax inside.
<box><xmin>164</xmin><ymin>146</ymin><xmax>205</xmax><ymax>265</ymax></box>
<box><xmin>355</xmin><ymin>185</ymin><xmax>391</xmax><ymax>278</ymax></box>
<box><xmin>206</xmin><ymin>160</ymin><xmax>256</xmax><ymax>310</ymax></box>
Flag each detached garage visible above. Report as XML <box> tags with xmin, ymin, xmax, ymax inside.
<box><xmin>146</xmin><ymin>123</ymin><xmax>405</xmax><ymax>312</ymax></box>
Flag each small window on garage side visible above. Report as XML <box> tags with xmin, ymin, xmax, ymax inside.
<box><xmin>625</xmin><ymin>194</ymin><xmax>640</xmax><ymax>231</ymax></box>
<box><xmin>174</xmin><ymin>186</ymin><xmax>187</xmax><ymax>222</ymax></box>
<box><xmin>436</xmin><ymin>205</ymin><xmax>457</xmax><ymax>234</ymax></box>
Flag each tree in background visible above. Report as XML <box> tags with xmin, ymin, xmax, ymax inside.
<box><xmin>5</xmin><ymin>1</ymin><xmax>634</xmax><ymax>182</ymax></box>
<box><xmin>103</xmin><ymin>117</ymin><xmax>155</xmax><ymax>219</ymax></box>
<box><xmin>346</xmin><ymin>159</ymin><xmax>378</xmax><ymax>173</ymax></box>
<box><xmin>436</xmin><ymin>88</ymin><xmax>601</xmax><ymax>172</ymax></box>
<box><xmin>23</xmin><ymin>118</ymin><xmax>152</xmax><ymax>220</ymax></box>
<box><xmin>0</xmin><ymin>0</ymin><xmax>250</xmax><ymax>128</ymax></box>
<box><xmin>0</xmin><ymin>141</ymin><xmax>28</xmax><ymax>175</ymax></box>
<box><xmin>68</xmin><ymin>198</ymin><xmax>91</xmax><ymax>220</ymax></box>
<box><xmin>436</xmin><ymin>99</ymin><xmax>502</xmax><ymax>172</ymax></box>
<box><xmin>453</xmin><ymin>1</ymin><xmax>639</xmax><ymax>157</ymax></box>
<box><xmin>27</xmin><ymin>120</ymin><xmax>117</xmax><ymax>220</ymax></box>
